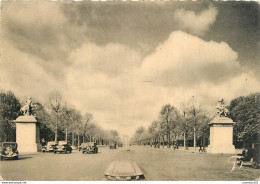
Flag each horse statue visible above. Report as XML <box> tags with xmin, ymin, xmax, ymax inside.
<box><xmin>20</xmin><ymin>97</ymin><xmax>37</xmax><ymax>115</ymax></box>
<box><xmin>216</xmin><ymin>99</ymin><xmax>229</xmax><ymax>117</ymax></box>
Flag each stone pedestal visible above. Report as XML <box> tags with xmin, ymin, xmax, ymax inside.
<box><xmin>207</xmin><ymin>116</ymin><xmax>235</xmax><ymax>154</ymax></box>
<box><xmin>15</xmin><ymin>115</ymin><xmax>41</xmax><ymax>153</ymax></box>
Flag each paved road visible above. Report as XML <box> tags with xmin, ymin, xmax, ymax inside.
<box><xmin>0</xmin><ymin>146</ymin><xmax>259</xmax><ymax>181</ymax></box>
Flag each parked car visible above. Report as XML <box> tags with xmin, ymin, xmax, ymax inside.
<box><xmin>82</xmin><ymin>142</ymin><xmax>98</xmax><ymax>154</ymax></box>
<box><xmin>79</xmin><ymin>143</ymin><xmax>87</xmax><ymax>151</ymax></box>
<box><xmin>42</xmin><ymin>141</ymin><xmax>57</xmax><ymax>152</ymax></box>
<box><xmin>0</xmin><ymin>142</ymin><xmax>19</xmax><ymax>160</ymax></box>
<box><xmin>237</xmin><ymin>144</ymin><xmax>260</xmax><ymax>169</ymax></box>
<box><xmin>53</xmin><ymin>141</ymin><xmax>72</xmax><ymax>154</ymax></box>
<box><xmin>110</xmin><ymin>143</ymin><xmax>117</xmax><ymax>149</ymax></box>
<box><xmin>71</xmin><ymin>145</ymin><xmax>77</xmax><ymax>150</ymax></box>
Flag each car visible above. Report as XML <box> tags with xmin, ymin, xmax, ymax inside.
<box><xmin>237</xmin><ymin>144</ymin><xmax>260</xmax><ymax>169</ymax></box>
<box><xmin>71</xmin><ymin>145</ymin><xmax>77</xmax><ymax>150</ymax></box>
<box><xmin>53</xmin><ymin>141</ymin><xmax>72</xmax><ymax>154</ymax></box>
<box><xmin>110</xmin><ymin>143</ymin><xmax>117</xmax><ymax>149</ymax></box>
<box><xmin>0</xmin><ymin>142</ymin><xmax>19</xmax><ymax>160</ymax></box>
<box><xmin>82</xmin><ymin>142</ymin><xmax>98</xmax><ymax>154</ymax></box>
<box><xmin>79</xmin><ymin>143</ymin><xmax>87</xmax><ymax>151</ymax></box>
<box><xmin>42</xmin><ymin>141</ymin><xmax>58</xmax><ymax>152</ymax></box>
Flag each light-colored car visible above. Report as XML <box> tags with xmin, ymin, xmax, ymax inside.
<box><xmin>42</xmin><ymin>141</ymin><xmax>58</xmax><ymax>152</ymax></box>
<box><xmin>79</xmin><ymin>143</ymin><xmax>87</xmax><ymax>151</ymax></box>
<box><xmin>82</xmin><ymin>142</ymin><xmax>98</xmax><ymax>154</ymax></box>
<box><xmin>71</xmin><ymin>145</ymin><xmax>77</xmax><ymax>150</ymax></box>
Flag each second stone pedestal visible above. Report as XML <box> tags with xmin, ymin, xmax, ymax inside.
<box><xmin>207</xmin><ymin>116</ymin><xmax>235</xmax><ymax>154</ymax></box>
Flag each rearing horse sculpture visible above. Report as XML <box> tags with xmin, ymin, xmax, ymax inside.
<box><xmin>20</xmin><ymin>97</ymin><xmax>33</xmax><ymax>115</ymax></box>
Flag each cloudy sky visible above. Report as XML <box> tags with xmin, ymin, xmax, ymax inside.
<box><xmin>0</xmin><ymin>1</ymin><xmax>259</xmax><ymax>136</ymax></box>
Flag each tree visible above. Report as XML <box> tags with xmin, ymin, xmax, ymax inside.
<box><xmin>33</xmin><ymin>102</ymin><xmax>53</xmax><ymax>143</ymax></box>
<box><xmin>195</xmin><ymin>109</ymin><xmax>210</xmax><ymax>150</ymax></box>
<box><xmin>60</xmin><ymin>106</ymin><xmax>74</xmax><ymax>142</ymax></box>
<box><xmin>109</xmin><ymin>130</ymin><xmax>121</xmax><ymax>145</ymax></box>
<box><xmin>82</xmin><ymin>113</ymin><xmax>93</xmax><ymax>142</ymax></box>
<box><xmin>47</xmin><ymin>91</ymin><xmax>62</xmax><ymax>142</ymax></box>
<box><xmin>91</xmin><ymin>125</ymin><xmax>104</xmax><ymax>145</ymax></box>
<box><xmin>0</xmin><ymin>90</ymin><xmax>21</xmax><ymax>142</ymax></box>
<box><xmin>148</xmin><ymin>121</ymin><xmax>161</xmax><ymax>147</ymax></box>
<box><xmin>187</xmin><ymin>96</ymin><xmax>201</xmax><ymax>150</ymax></box>
<box><xmin>86</xmin><ymin>123</ymin><xmax>97</xmax><ymax>142</ymax></box>
<box><xmin>229</xmin><ymin>93</ymin><xmax>260</xmax><ymax>148</ymax></box>
<box><xmin>131</xmin><ymin>126</ymin><xmax>146</xmax><ymax>145</ymax></box>
<box><xmin>68</xmin><ymin>109</ymin><xmax>82</xmax><ymax>146</ymax></box>
<box><xmin>160</xmin><ymin>104</ymin><xmax>179</xmax><ymax>148</ymax></box>
<box><xmin>180</xmin><ymin>102</ymin><xmax>189</xmax><ymax>149</ymax></box>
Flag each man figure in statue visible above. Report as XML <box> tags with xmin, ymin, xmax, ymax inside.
<box><xmin>216</xmin><ymin>99</ymin><xmax>229</xmax><ymax>117</ymax></box>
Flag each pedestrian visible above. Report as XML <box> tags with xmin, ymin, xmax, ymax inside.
<box><xmin>199</xmin><ymin>144</ymin><xmax>203</xmax><ymax>152</ymax></box>
<box><xmin>41</xmin><ymin>138</ymin><xmax>46</xmax><ymax>146</ymax></box>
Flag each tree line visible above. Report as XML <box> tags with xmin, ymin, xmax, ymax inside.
<box><xmin>130</xmin><ymin>93</ymin><xmax>260</xmax><ymax>149</ymax></box>
<box><xmin>0</xmin><ymin>90</ymin><xmax>122</xmax><ymax>147</ymax></box>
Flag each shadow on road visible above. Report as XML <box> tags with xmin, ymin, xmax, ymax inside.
<box><xmin>20</xmin><ymin>153</ymin><xmax>40</xmax><ymax>156</ymax></box>
<box><xmin>19</xmin><ymin>156</ymin><xmax>32</xmax><ymax>160</ymax></box>
<box><xmin>82</xmin><ymin>152</ymin><xmax>100</xmax><ymax>154</ymax></box>
<box><xmin>0</xmin><ymin>156</ymin><xmax>32</xmax><ymax>161</ymax></box>
<box><xmin>241</xmin><ymin>164</ymin><xmax>259</xmax><ymax>169</ymax></box>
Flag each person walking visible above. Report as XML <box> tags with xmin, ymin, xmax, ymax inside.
<box><xmin>199</xmin><ymin>144</ymin><xmax>203</xmax><ymax>152</ymax></box>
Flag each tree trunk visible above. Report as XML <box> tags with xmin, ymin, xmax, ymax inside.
<box><xmin>170</xmin><ymin>136</ymin><xmax>173</xmax><ymax>149</ymax></box>
<box><xmin>184</xmin><ymin>132</ymin><xmax>186</xmax><ymax>148</ymax></box>
<box><xmin>55</xmin><ymin>112</ymin><xmax>58</xmax><ymax>142</ymax></box>
<box><xmin>176</xmin><ymin>130</ymin><xmax>179</xmax><ymax>149</ymax></box>
<box><xmin>193</xmin><ymin>126</ymin><xmax>196</xmax><ymax>150</ymax></box>
<box><xmin>168</xmin><ymin>132</ymin><xmax>171</xmax><ymax>148</ymax></box>
<box><xmin>65</xmin><ymin>127</ymin><xmax>68</xmax><ymax>142</ymax></box>
<box><xmin>72</xmin><ymin>132</ymin><xmax>74</xmax><ymax>146</ymax></box>
<box><xmin>163</xmin><ymin>136</ymin><xmax>165</xmax><ymax>148</ymax></box>
<box><xmin>78</xmin><ymin>133</ymin><xmax>80</xmax><ymax>148</ymax></box>
<box><xmin>203</xmin><ymin>133</ymin><xmax>206</xmax><ymax>151</ymax></box>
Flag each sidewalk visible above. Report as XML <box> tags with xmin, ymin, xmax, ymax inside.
<box><xmin>148</xmin><ymin>145</ymin><xmax>243</xmax><ymax>154</ymax></box>
<box><xmin>147</xmin><ymin>145</ymin><xmax>202</xmax><ymax>152</ymax></box>
<box><xmin>178</xmin><ymin>147</ymin><xmax>243</xmax><ymax>154</ymax></box>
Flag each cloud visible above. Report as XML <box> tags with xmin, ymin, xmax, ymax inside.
<box><xmin>1</xmin><ymin>1</ymin><xmax>87</xmax><ymax>61</ymax></box>
<box><xmin>0</xmin><ymin>41</ymin><xmax>63</xmax><ymax>102</ymax></box>
<box><xmin>140</xmin><ymin>31</ymin><xmax>241</xmax><ymax>87</ymax></box>
<box><xmin>174</xmin><ymin>6</ymin><xmax>218</xmax><ymax>36</ymax></box>
<box><xmin>139</xmin><ymin>30</ymin><xmax>260</xmax><ymax>117</ymax></box>
<box><xmin>160</xmin><ymin>71</ymin><xmax>260</xmax><ymax>118</ymax></box>
<box><xmin>63</xmin><ymin>43</ymin><xmax>145</xmax><ymax>134</ymax></box>
<box><xmin>68</xmin><ymin>43</ymin><xmax>142</xmax><ymax>77</ymax></box>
